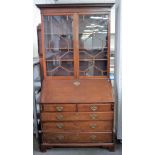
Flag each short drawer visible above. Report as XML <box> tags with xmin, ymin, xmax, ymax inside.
<box><xmin>78</xmin><ymin>103</ymin><xmax>114</xmax><ymax>112</ymax></box>
<box><xmin>41</xmin><ymin>112</ymin><xmax>113</xmax><ymax>121</ymax></box>
<box><xmin>42</xmin><ymin>121</ymin><xmax>113</xmax><ymax>132</ymax></box>
<box><xmin>43</xmin><ymin>132</ymin><xmax>113</xmax><ymax>143</ymax></box>
<box><xmin>42</xmin><ymin>104</ymin><xmax>76</xmax><ymax>112</ymax></box>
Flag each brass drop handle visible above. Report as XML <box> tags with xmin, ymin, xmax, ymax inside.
<box><xmin>73</xmin><ymin>81</ymin><xmax>80</xmax><ymax>86</ymax></box>
<box><xmin>57</xmin><ymin>135</ymin><xmax>64</xmax><ymax>141</ymax></box>
<box><xmin>56</xmin><ymin>123</ymin><xmax>64</xmax><ymax>129</ymax></box>
<box><xmin>56</xmin><ymin>114</ymin><xmax>64</xmax><ymax>120</ymax></box>
<box><xmin>56</xmin><ymin>106</ymin><xmax>63</xmax><ymax>112</ymax></box>
<box><xmin>90</xmin><ymin>114</ymin><xmax>97</xmax><ymax>120</ymax></box>
<box><xmin>90</xmin><ymin>124</ymin><xmax>96</xmax><ymax>129</ymax></box>
<box><xmin>90</xmin><ymin>105</ymin><xmax>98</xmax><ymax>111</ymax></box>
<box><xmin>90</xmin><ymin>135</ymin><xmax>96</xmax><ymax>140</ymax></box>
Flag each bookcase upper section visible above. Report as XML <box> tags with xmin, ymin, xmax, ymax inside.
<box><xmin>36</xmin><ymin>3</ymin><xmax>114</xmax><ymax>79</ymax></box>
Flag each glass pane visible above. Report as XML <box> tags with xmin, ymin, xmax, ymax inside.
<box><xmin>44</xmin><ymin>16</ymin><xmax>74</xmax><ymax>76</ymax></box>
<box><xmin>79</xmin><ymin>14</ymin><xmax>109</xmax><ymax>76</ymax></box>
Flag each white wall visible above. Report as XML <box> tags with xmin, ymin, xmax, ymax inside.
<box><xmin>33</xmin><ymin>1</ymin><xmax>41</xmax><ymax>58</ymax></box>
<box><xmin>115</xmin><ymin>0</ymin><xmax>122</xmax><ymax>140</ymax></box>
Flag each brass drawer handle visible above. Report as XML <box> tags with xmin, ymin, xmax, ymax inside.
<box><xmin>56</xmin><ymin>114</ymin><xmax>64</xmax><ymax>120</ymax></box>
<box><xmin>73</xmin><ymin>81</ymin><xmax>80</xmax><ymax>86</ymax></box>
<box><xmin>90</xmin><ymin>135</ymin><xmax>96</xmax><ymax>140</ymax></box>
<box><xmin>90</xmin><ymin>124</ymin><xmax>96</xmax><ymax>129</ymax></box>
<box><xmin>56</xmin><ymin>135</ymin><xmax>64</xmax><ymax>141</ymax></box>
<box><xmin>90</xmin><ymin>105</ymin><xmax>98</xmax><ymax>111</ymax></box>
<box><xmin>56</xmin><ymin>106</ymin><xmax>63</xmax><ymax>112</ymax></box>
<box><xmin>90</xmin><ymin>114</ymin><xmax>97</xmax><ymax>120</ymax></box>
<box><xmin>56</xmin><ymin>123</ymin><xmax>64</xmax><ymax>129</ymax></box>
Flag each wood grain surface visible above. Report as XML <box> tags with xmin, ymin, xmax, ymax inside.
<box><xmin>41</xmin><ymin>112</ymin><xmax>114</xmax><ymax>121</ymax></box>
<box><xmin>43</xmin><ymin>132</ymin><xmax>113</xmax><ymax>143</ymax></box>
<box><xmin>42</xmin><ymin>121</ymin><xmax>113</xmax><ymax>132</ymax></box>
<box><xmin>40</xmin><ymin>79</ymin><xmax>114</xmax><ymax>103</ymax></box>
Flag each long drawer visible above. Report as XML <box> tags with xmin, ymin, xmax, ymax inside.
<box><xmin>41</xmin><ymin>112</ymin><xmax>114</xmax><ymax>121</ymax></box>
<box><xmin>42</xmin><ymin>121</ymin><xmax>113</xmax><ymax>132</ymax></box>
<box><xmin>43</xmin><ymin>132</ymin><xmax>113</xmax><ymax>143</ymax></box>
<box><xmin>41</xmin><ymin>104</ymin><xmax>76</xmax><ymax>112</ymax></box>
<box><xmin>77</xmin><ymin>103</ymin><xmax>114</xmax><ymax>112</ymax></box>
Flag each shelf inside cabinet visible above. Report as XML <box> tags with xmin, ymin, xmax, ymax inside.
<box><xmin>46</xmin><ymin>51</ymin><xmax>73</xmax><ymax>60</ymax></box>
<box><xmin>46</xmin><ymin>59</ymin><xmax>73</xmax><ymax>62</ymax></box>
<box><xmin>45</xmin><ymin>48</ymin><xmax>107</xmax><ymax>51</ymax></box>
<box><xmin>46</xmin><ymin>48</ymin><xmax>73</xmax><ymax>51</ymax></box>
<box><xmin>44</xmin><ymin>33</ymin><xmax>107</xmax><ymax>35</ymax></box>
<box><xmin>44</xmin><ymin>33</ymin><xmax>73</xmax><ymax>35</ymax></box>
<box><xmin>79</xmin><ymin>59</ymin><xmax>107</xmax><ymax>61</ymax></box>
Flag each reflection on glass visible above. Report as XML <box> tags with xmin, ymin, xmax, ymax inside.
<box><xmin>44</xmin><ymin>16</ymin><xmax>73</xmax><ymax>76</ymax></box>
<box><xmin>79</xmin><ymin>14</ymin><xmax>108</xmax><ymax>76</ymax></box>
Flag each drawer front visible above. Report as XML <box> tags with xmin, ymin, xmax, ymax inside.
<box><xmin>78</xmin><ymin>103</ymin><xmax>114</xmax><ymax>112</ymax></box>
<box><xmin>41</xmin><ymin>112</ymin><xmax>113</xmax><ymax>121</ymax></box>
<box><xmin>42</xmin><ymin>121</ymin><xmax>113</xmax><ymax>132</ymax></box>
<box><xmin>43</xmin><ymin>132</ymin><xmax>113</xmax><ymax>143</ymax></box>
<box><xmin>42</xmin><ymin>104</ymin><xmax>76</xmax><ymax>112</ymax></box>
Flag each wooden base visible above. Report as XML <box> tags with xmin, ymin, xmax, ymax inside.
<box><xmin>103</xmin><ymin>145</ymin><xmax>115</xmax><ymax>152</ymax></box>
<box><xmin>40</xmin><ymin>145</ymin><xmax>47</xmax><ymax>152</ymax></box>
<box><xmin>40</xmin><ymin>143</ymin><xmax>115</xmax><ymax>152</ymax></box>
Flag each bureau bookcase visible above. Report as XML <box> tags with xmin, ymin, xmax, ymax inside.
<box><xmin>36</xmin><ymin>3</ymin><xmax>115</xmax><ymax>152</ymax></box>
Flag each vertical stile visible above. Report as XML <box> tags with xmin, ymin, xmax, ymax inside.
<box><xmin>107</xmin><ymin>13</ymin><xmax>111</xmax><ymax>78</ymax></box>
<box><xmin>41</xmin><ymin>14</ymin><xmax>47</xmax><ymax>79</ymax></box>
<box><xmin>73</xmin><ymin>13</ymin><xmax>79</xmax><ymax>80</ymax></box>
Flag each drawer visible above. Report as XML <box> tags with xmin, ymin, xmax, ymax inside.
<box><xmin>42</xmin><ymin>121</ymin><xmax>113</xmax><ymax>132</ymax></box>
<box><xmin>41</xmin><ymin>112</ymin><xmax>113</xmax><ymax>121</ymax></box>
<box><xmin>43</xmin><ymin>132</ymin><xmax>113</xmax><ymax>143</ymax></box>
<box><xmin>78</xmin><ymin>103</ymin><xmax>114</xmax><ymax>112</ymax></box>
<box><xmin>42</xmin><ymin>104</ymin><xmax>76</xmax><ymax>112</ymax></box>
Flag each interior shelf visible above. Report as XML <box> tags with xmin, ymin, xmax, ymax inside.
<box><xmin>46</xmin><ymin>59</ymin><xmax>73</xmax><ymax>62</ymax></box>
<box><xmin>45</xmin><ymin>48</ymin><xmax>108</xmax><ymax>51</ymax></box>
<box><xmin>46</xmin><ymin>58</ymin><xmax>108</xmax><ymax>61</ymax></box>
<box><xmin>80</xmin><ymin>59</ymin><xmax>107</xmax><ymax>61</ymax></box>
<box><xmin>44</xmin><ymin>33</ymin><xmax>73</xmax><ymax>35</ymax></box>
<box><xmin>46</xmin><ymin>48</ymin><xmax>73</xmax><ymax>51</ymax></box>
<box><xmin>44</xmin><ymin>33</ymin><xmax>108</xmax><ymax>35</ymax></box>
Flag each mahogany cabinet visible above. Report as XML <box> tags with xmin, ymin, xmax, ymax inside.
<box><xmin>36</xmin><ymin>3</ymin><xmax>115</xmax><ymax>152</ymax></box>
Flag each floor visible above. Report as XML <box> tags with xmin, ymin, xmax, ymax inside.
<box><xmin>33</xmin><ymin>137</ymin><xmax>122</xmax><ymax>155</ymax></box>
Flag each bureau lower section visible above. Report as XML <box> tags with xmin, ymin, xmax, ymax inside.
<box><xmin>40</xmin><ymin>103</ymin><xmax>115</xmax><ymax>151</ymax></box>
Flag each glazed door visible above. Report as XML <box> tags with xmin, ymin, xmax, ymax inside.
<box><xmin>43</xmin><ymin>15</ymin><xmax>74</xmax><ymax>78</ymax></box>
<box><xmin>42</xmin><ymin>13</ymin><xmax>110</xmax><ymax>79</ymax></box>
<box><xmin>78</xmin><ymin>14</ymin><xmax>110</xmax><ymax>78</ymax></box>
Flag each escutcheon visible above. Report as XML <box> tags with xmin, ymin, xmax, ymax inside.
<box><xmin>56</xmin><ymin>106</ymin><xmax>63</xmax><ymax>112</ymax></box>
<box><xmin>56</xmin><ymin>123</ymin><xmax>64</xmax><ymax>129</ymax></box>
<box><xmin>90</xmin><ymin>105</ymin><xmax>98</xmax><ymax>111</ymax></box>
<box><xmin>90</xmin><ymin>135</ymin><xmax>96</xmax><ymax>140</ymax></box>
<box><xmin>90</xmin><ymin>113</ymin><xmax>97</xmax><ymax>120</ymax></box>
<box><xmin>90</xmin><ymin>124</ymin><xmax>96</xmax><ymax>129</ymax></box>
<box><xmin>56</xmin><ymin>114</ymin><xmax>64</xmax><ymax>120</ymax></box>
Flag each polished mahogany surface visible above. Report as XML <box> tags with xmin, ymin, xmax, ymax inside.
<box><xmin>41</xmin><ymin>79</ymin><xmax>114</xmax><ymax>103</ymax></box>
